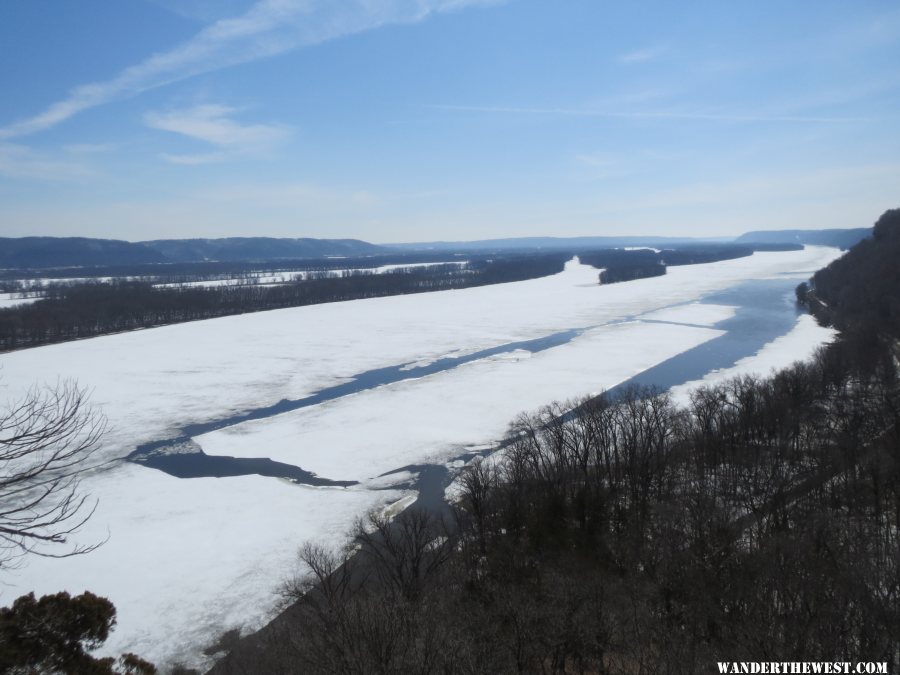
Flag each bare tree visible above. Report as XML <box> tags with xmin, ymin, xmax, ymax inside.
<box><xmin>0</xmin><ymin>379</ymin><xmax>107</xmax><ymax>568</ymax></box>
<box><xmin>354</xmin><ymin>507</ymin><xmax>454</xmax><ymax>603</ymax></box>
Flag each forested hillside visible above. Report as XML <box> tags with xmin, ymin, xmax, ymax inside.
<box><xmin>0</xmin><ymin>236</ymin><xmax>387</xmax><ymax>269</ymax></box>
<box><xmin>211</xmin><ymin>211</ymin><xmax>900</xmax><ymax>674</ymax></box>
<box><xmin>736</xmin><ymin>227</ymin><xmax>871</xmax><ymax>250</ymax></box>
<box><xmin>802</xmin><ymin>208</ymin><xmax>900</xmax><ymax>345</ymax></box>
<box><xmin>0</xmin><ymin>237</ymin><xmax>166</xmax><ymax>268</ymax></box>
<box><xmin>140</xmin><ymin>237</ymin><xmax>385</xmax><ymax>262</ymax></box>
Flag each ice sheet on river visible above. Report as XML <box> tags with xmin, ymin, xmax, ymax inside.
<box><xmin>198</xmin><ymin>320</ymin><xmax>723</xmax><ymax>481</ymax></box>
<box><xmin>0</xmin><ymin>463</ymin><xmax>403</xmax><ymax>669</ymax></box>
<box><xmin>0</xmin><ymin>246</ymin><xmax>843</xmax><ymax>669</ymax></box>
<box><xmin>0</xmin><ymin>247</ymin><xmax>840</xmax><ymax>457</ymax></box>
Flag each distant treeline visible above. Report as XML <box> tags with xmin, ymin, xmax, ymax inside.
<box><xmin>598</xmin><ymin>264</ymin><xmax>666</xmax><ymax>284</ymax></box>
<box><xmin>737</xmin><ymin>227</ymin><xmax>871</xmax><ymax>250</ymax></box>
<box><xmin>0</xmin><ymin>252</ymin><xmax>474</xmax><ymax>284</ymax></box>
<box><xmin>0</xmin><ymin>255</ymin><xmax>568</xmax><ymax>351</ymax></box>
<box><xmin>211</xmin><ymin>216</ymin><xmax>898</xmax><ymax>673</ymax></box>
<box><xmin>582</xmin><ymin>243</ymin><xmax>801</xmax><ymax>285</ymax></box>
<box><xmin>661</xmin><ymin>242</ymin><xmax>801</xmax><ymax>263</ymax></box>
<box><xmin>578</xmin><ymin>249</ymin><xmax>666</xmax><ymax>285</ymax></box>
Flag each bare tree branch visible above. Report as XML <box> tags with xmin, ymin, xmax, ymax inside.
<box><xmin>0</xmin><ymin>379</ymin><xmax>107</xmax><ymax>569</ymax></box>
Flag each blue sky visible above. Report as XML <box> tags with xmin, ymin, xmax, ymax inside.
<box><xmin>0</xmin><ymin>0</ymin><xmax>898</xmax><ymax>242</ymax></box>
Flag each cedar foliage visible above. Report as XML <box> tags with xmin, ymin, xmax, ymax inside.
<box><xmin>0</xmin><ymin>591</ymin><xmax>156</xmax><ymax>674</ymax></box>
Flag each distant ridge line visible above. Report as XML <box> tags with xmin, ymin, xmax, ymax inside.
<box><xmin>0</xmin><ymin>227</ymin><xmax>871</xmax><ymax>269</ymax></box>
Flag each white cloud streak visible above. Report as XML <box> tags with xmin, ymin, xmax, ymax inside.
<box><xmin>145</xmin><ymin>104</ymin><xmax>291</xmax><ymax>163</ymax></box>
<box><xmin>146</xmin><ymin>104</ymin><xmax>289</xmax><ymax>146</ymax></box>
<box><xmin>158</xmin><ymin>152</ymin><xmax>230</xmax><ymax>165</ymax></box>
<box><xmin>0</xmin><ymin>0</ymin><xmax>502</xmax><ymax>140</ymax></box>
<box><xmin>0</xmin><ymin>143</ymin><xmax>95</xmax><ymax>181</ymax></box>
<box><xmin>426</xmin><ymin>104</ymin><xmax>868</xmax><ymax>124</ymax></box>
<box><xmin>145</xmin><ymin>0</ymin><xmax>258</xmax><ymax>23</ymax></box>
<box><xmin>626</xmin><ymin>163</ymin><xmax>900</xmax><ymax>211</ymax></box>
<box><xmin>618</xmin><ymin>46</ymin><xmax>665</xmax><ymax>64</ymax></box>
<box><xmin>62</xmin><ymin>142</ymin><xmax>118</xmax><ymax>155</ymax></box>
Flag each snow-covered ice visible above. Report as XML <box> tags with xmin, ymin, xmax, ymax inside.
<box><xmin>1</xmin><ymin>462</ymin><xmax>404</xmax><ymax>669</ymax></box>
<box><xmin>0</xmin><ymin>247</ymin><xmax>841</xmax><ymax>457</ymax></box>
<box><xmin>639</xmin><ymin>302</ymin><xmax>737</xmax><ymax>327</ymax></box>
<box><xmin>198</xmin><ymin>320</ymin><xmax>724</xmax><ymax>481</ymax></box>
<box><xmin>0</xmin><ymin>245</ymin><xmax>844</xmax><ymax>668</ymax></box>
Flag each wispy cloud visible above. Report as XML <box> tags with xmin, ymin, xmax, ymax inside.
<box><xmin>618</xmin><ymin>46</ymin><xmax>666</xmax><ymax>64</ymax></box>
<box><xmin>63</xmin><ymin>142</ymin><xmax>118</xmax><ymax>155</ymax></box>
<box><xmin>575</xmin><ymin>154</ymin><xmax>615</xmax><ymax>168</ymax></box>
<box><xmin>573</xmin><ymin>153</ymin><xmax>628</xmax><ymax>180</ymax></box>
<box><xmin>0</xmin><ymin>0</ymin><xmax>503</xmax><ymax>140</ymax></box>
<box><xmin>194</xmin><ymin>181</ymin><xmax>383</xmax><ymax>208</ymax></box>
<box><xmin>427</xmin><ymin>104</ymin><xmax>867</xmax><ymax>124</ymax></box>
<box><xmin>756</xmin><ymin>75</ymin><xmax>900</xmax><ymax>118</ymax></box>
<box><xmin>595</xmin><ymin>163</ymin><xmax>900</xmax><ymax>213</ymax></box>
<box><xmin>145</xmin><ymin>0</ymin><xmax>258</xmax><ymax>23</ymax></box>
<box><xmin>0</xmin><ymin>143</ymin><xmax>95</xmax><ymax>181</ymax></box>
<box><xmin>145</xmin><ymin>104</ymin><xmax>290</xmax><ymax>163</ymax></box>
<box><xmin>158</xmin><ymin>152</ymin><xmax>230</xmax><ymax>165</ymax></box>
<box><xmin>0</xmin><ymin>180</ymin><xmax>390</xmax><ymax>238</ymax></box>
<box><xmin>585</xmin><ymin>162</ymin><xmax>900</xmax><ymax>235</ymax></box>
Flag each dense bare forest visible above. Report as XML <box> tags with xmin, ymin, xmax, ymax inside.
<box><xmin>0</xmin><ymin>255</ymin><xmax>570</xmax><ymax>351</ymax></box>
<box><xmin>211</xmin><ymin>212</ymin><xmax>899</xmax><ymax>674</ymax></box>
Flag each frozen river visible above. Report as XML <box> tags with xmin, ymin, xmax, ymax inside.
<box><xmin>132</xmin><ymin>274</ymin><xmax>813</xmax><ymax>486</ymax></box>
<box><xmin>0</xmin><ymin>247</ymin><xmax>840</xmax><ymax>670</ymax></box>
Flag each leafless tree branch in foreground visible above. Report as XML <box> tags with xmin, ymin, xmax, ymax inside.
<box><xmin>0</xmin><ymin>379</ymin><xmax>108</xmax><ymax>569</ymax></box>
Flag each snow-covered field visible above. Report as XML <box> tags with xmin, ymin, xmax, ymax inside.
<box><xmin>7</xmin><ymin>261</ymin><xmax>468</xmax><ymax>293</ymax></box>
<box><xmin>0</xmin><ymin>292</ymin><xmax>41</xmax><ymax>308</ymax></box>
<box><xmin>0</xmin><ymin>246</ymin><xmax>842</xmax><ymax>670</ymax></box>
<box><xmin>152</xmin><ymin>261</ymin><xmax>469</xmax><ymax>288</ymax></box>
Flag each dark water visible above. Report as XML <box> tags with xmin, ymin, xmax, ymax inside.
<box><xmin>133</xmin><ymin>440</ymin><xmax>358</xmax><ymax>487</ymax></box>
<box><xmin>607</xmin><ymin>278</ymin><xmax>802</xmax><ymax>397</ymax></box>
<box><xmin>129</xmin><ymin>275</ymin><xmax>808</xmax><ymax>490</ymax></box>
<box><xmin>379</xmin><ymin>464</ymin><xmax>454</xmax><ymax>516</ymax></box>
